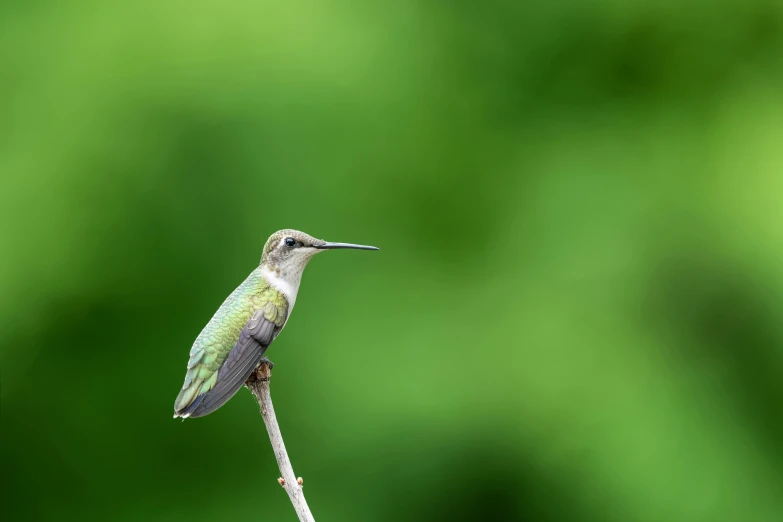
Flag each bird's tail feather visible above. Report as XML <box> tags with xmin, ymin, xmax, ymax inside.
<box><xmin>173</xmin><ymin>345</ymin><xmax>268</xmax><ymax>419</ymax></box>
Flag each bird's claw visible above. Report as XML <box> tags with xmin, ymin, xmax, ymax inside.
<box><xmin>245</xmin><ymin>358</ymin><xmax>275</xmax><ymax>385</ymax></box>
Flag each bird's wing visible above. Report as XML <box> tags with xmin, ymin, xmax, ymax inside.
<box><xmin>174</xmin><ymin>285</ymin><xmax>288</xmax><ymax>418</ymax></box>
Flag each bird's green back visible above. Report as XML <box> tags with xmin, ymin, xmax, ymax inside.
<box><xmin>175</xmin><ymin>268</ymin><xmax>288</xmax><ymax>411</ymax></box>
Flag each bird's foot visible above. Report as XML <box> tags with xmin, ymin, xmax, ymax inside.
<box><xmin>246</xmin><ymin>358</ymin><xmax>275</xmax><ymax>385</ymax></box>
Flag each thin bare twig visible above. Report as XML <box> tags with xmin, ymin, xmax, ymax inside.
<box><xmin>245</xmin><ymin>363</ymin><xmax>315</xmax><ymax>522</ymax></box>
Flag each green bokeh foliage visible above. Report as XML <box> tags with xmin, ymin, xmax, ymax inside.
<box><xmin>2</xmin><ymin>0</ymin><xmax>782</xmax><ymax>520</ymax></box>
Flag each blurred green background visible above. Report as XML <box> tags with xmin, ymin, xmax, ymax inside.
<box><xmin>2</xmin><ymin>0</ymin><xmax>783</xmax><ymax>520</ymax></box>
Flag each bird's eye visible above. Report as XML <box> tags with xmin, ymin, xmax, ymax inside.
<box><xmin>284</xmin><ymin>237</ymin><xmax>297</xmax><ymax>248</ymax></box>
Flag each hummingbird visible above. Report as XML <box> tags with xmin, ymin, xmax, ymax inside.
<box><xmin>173</xmin><ymin>229</ymin><xmax>378</xmax><ymax>419</ymax></box>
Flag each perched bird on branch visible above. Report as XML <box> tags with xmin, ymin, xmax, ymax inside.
<box><xmin>174</xmin><ymin>229</ymin><xmax>378</xmax><ymax>419</ymax></box>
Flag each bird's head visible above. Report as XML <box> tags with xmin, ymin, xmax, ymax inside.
<box><xmin>261</xmin><ymin>229</ymin><xmax>378</xmax><ymax>283</ymax></box>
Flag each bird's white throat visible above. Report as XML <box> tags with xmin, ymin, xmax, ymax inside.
<box><xmin>260</xmin><ymin>265</ymin><xmax>301</xmax><ymax>311</ymax></box>
<box><xmin>260</xmin><ymin>246</ymin><xmax>323</xmax><ymax>315</ymax></box>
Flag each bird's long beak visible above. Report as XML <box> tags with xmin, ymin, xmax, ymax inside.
<box><xmin>315</xmin><ymin>242</ymin><xmax>379</xmax><ymax>251</ymax></box>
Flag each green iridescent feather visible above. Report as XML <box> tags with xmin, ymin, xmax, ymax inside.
<box><xmin>174</xmin><ymin>268</ymin><xmax>288</xmax><ymax>415</ymax></box>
